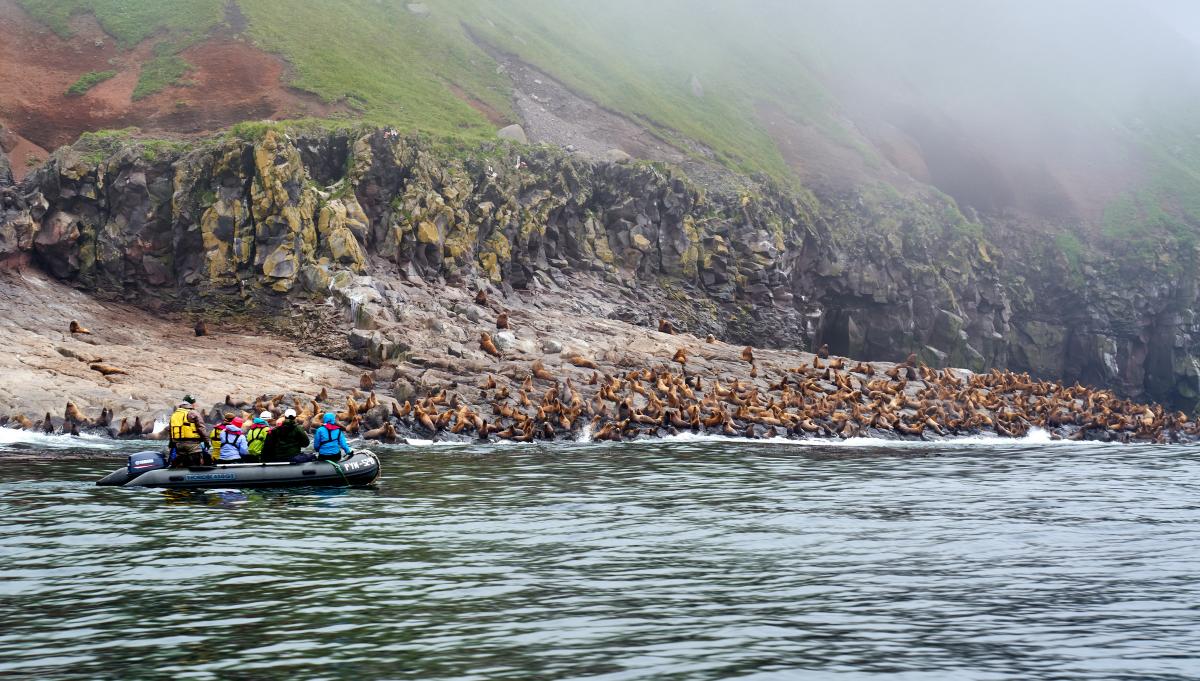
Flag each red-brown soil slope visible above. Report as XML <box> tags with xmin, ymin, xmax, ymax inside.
<box><xmin>0</xmin><ymin>0</ymin><xmax>341</xmax><ymax>153</ymax></box>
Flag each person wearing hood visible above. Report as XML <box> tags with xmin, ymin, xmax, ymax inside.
<box><xmin>312</xmin><ymin>412</ymin><xmax>352</xmax><ymax>461</ymax></box>
<box><xmin>216</xmin><ymin>417</ymin><xmax>249</xmax><ymax>463</ymax></box>
<box><xmin>261</xmin><ymin>408</ymin><xmax>309</xmax><ymax>462</ymax></box>
<box><xmin>243</xmin><ymin>410</ymin><xmax>272</xmax><ymax>462</ymax></box>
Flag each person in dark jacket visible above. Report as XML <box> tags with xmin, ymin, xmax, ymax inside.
<box><xmin>261</xmin><ymin>409</ymin><xmax>309</xmax><ymax>462</ymax></box>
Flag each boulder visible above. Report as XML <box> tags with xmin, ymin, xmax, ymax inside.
<box><xmin>605</xmin><ymin>149</ymin><xmax>632</xmax><ymax>163</ymax></box>
<box><xmin>33</xmin><ymin>211</ymin><xmax>83</xmax><ymax>278</ymax></box>
<box><xmin>493</xmin><ymin>331</ymin><xmax>517</xmax><ymax>351</ymax></box>
<box><xmin>497</xmin><ymin>125</ymin><xmax>528</xmax><ymax>144</ymax></box>
<box><xmin>349</xmin><ymin>329</ymin><xmax>407</xmax><ymax>367</ymax></box>
<box><xmin>393</xmin><ymin>377</ymin><xmax>417</xmax><ymax>403</ymax></box>
<box><xmin>0</xmin><ymin>210</ymin><xmax>36</xmax><ymax>259</ymax></box>
<box><xmin>317</xmin><ymin>197</ymin><xmax>369</xmax><ymax>272</ymax></box>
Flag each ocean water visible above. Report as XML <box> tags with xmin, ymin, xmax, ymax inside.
<box><xmin>1</xmin><ymin>430</ymin><xmax>1198</xmax><ymax>680</ymax></box>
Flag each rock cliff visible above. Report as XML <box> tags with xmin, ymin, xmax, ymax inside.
<box><xmin>1</xmin><ymin>127</ymin><xmax>1197</xmax><ymax>412</ymax></box>
<box><xmin>0</xmin><ymin>146</ymin><xmax>11</xmax><ymax>187</ymax></box>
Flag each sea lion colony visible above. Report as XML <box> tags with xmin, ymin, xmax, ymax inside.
<box><xmin>2</xmin><ymin>346</ymin><xmax>1194</xmax><ymax>444</ymax></box>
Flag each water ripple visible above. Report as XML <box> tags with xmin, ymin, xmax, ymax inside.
<box><xmin>1</xmin><ymin>440</ymin><xmax>1200</xmax><ymax>679</ymax></box>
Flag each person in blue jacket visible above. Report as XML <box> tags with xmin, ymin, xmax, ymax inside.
<box><xmin>312</xmin><ymin>412</ymin><xmax>352</xmax><ymax>461</ymax></box>
<box><xmin>217</xmin><ymin>417</ymin><xmax>250</xmax><ymax>463</ymax></box>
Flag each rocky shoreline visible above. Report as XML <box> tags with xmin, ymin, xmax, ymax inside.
<box><xmin>1</xmin><ymin>267</ymin><xmax>1191</xmax><ymax>446</ymax></box>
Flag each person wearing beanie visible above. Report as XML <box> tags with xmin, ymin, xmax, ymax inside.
<box><xmin>167</xmin><ymin>395</ymin><xmax>209</xmax><ymax>467</ymax></box>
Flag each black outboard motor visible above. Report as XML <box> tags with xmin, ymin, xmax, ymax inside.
<box><xmin>127</xmin><ymin>451</ymin><xmax>166</xmax><ymax>479</ymax></box>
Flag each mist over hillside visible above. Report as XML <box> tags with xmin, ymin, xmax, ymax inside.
<box><xmin>776</xmin><ymin>0</ymin><xmax>1200</xmax><ymax>226</ymax></box>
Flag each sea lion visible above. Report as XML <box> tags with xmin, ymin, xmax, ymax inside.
<box><xmin>89</xmin><ymin>363</ymin><xmax>126</xmax><ymax>376</ymax></box>
<box><xmin>532</xmin><ymin>360</ymin><xmax>554</xmax><ymax>381</ymax></box>
<box><xmin>360</xmin><ymin>373</ymin><xmax>375</xmax><ymax>390</ymax></box>
<box><xmin>741</xmin><ymin>346</ymin><xmax>755</xmax><ymax>363</ymax></box>
<box><xmin>475</xmin><ymin>289</ymin><xmax>488</xmax><ymax>306</ymax></box>
<box><xmin>318</xmin><ymin>387</ymin><xmax>328</xmax><ymax>402</ymax></box>
<box><xmin>658</xmin><ymin>319</ymin><xmax>675</xmax><ymax>335</ymax></box>
<box><xmin>496</xmin><ymin>311</ymin><xmax>509</xmax><ymax>330</ymax></box>
<box><xmin>568</xmin><ymin>355</ymin><xmax>598</xmax><ymax>369</ymax></box>
<box><xmin>64</xmin><ymin>401</ymin><xmax>87</xmax><ymax>427</ymax></box>
<box><xmin>364</xmin><ymin>422</ymin><xmax>398</xmax><ymax>442</ymax></box>
<box><xmin>817</xmin><ymin>344</ymin><xmax>830</xmax><ymax>359</ymax></box>
<box><xmin>69</xmin><ymin>320</ymin><xmax>90</xmax><ymax>335</ymax></box>
<box><xmin>480</xmin><ymin>332</ymin><xmax>502</xmax><ymax>358</ymax></box>
<box><xmin>673</xmin><ymin>348</ymin><xmax>688</xmax><ymax>365</ymax></box>
<box><xmin>706</xmin><ymin>334</ymin><xmax>717</xmax><ymax>344</ymax></box>
<box><xmin>416</xmin><ymin>406</ymin><xmax>437</xmax><ymax>433</ymax></box>
<box><xmin>11</xmin><ymin>413</ymin><xmax>32</xmax><ymax>430</ymax></box>
<box><xmin>194</xmin><ymin>320</ymin><xmax>208</xmax><ymax>337</ymax></box>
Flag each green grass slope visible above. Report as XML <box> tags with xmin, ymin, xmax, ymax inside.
<box><xmin>17</xmin><ymin>0</ymin><xmax>843</xmax><ymax>181</ymax></box>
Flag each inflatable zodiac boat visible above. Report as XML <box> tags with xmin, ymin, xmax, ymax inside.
<box><xmin>96</xmin><ymin>450</ymin><xmax>381</xmax><ymax>489</ymax></box>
